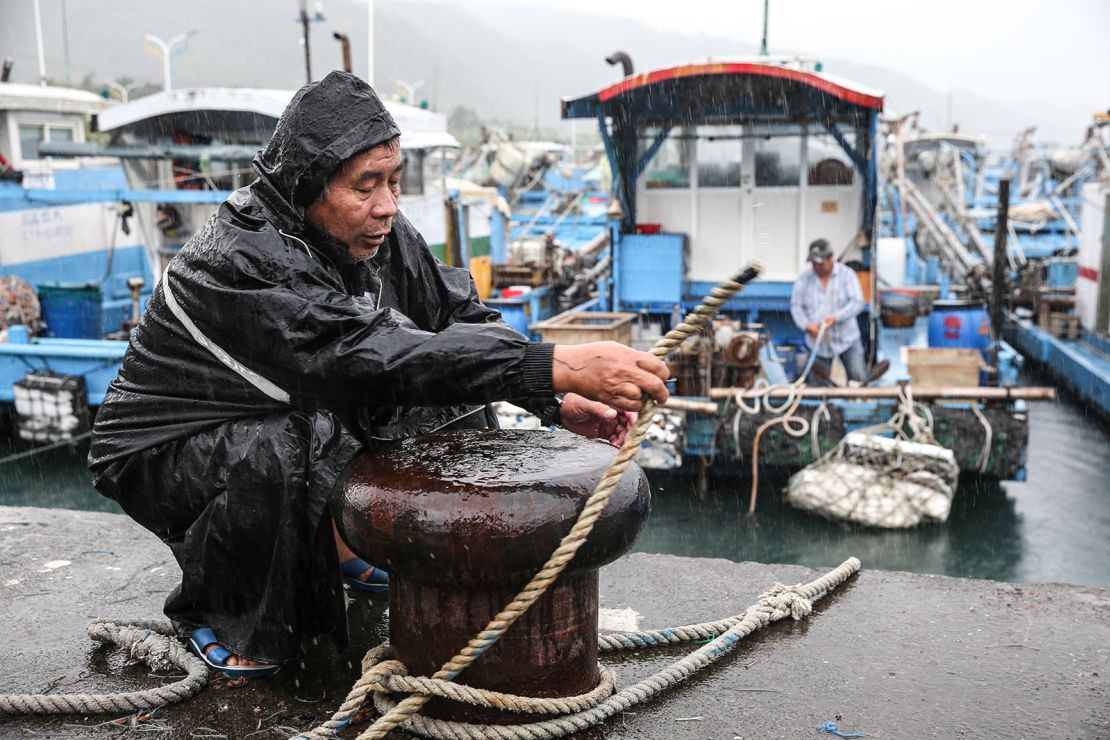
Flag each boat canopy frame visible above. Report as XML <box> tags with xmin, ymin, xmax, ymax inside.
<box><xmin>562</xmin><ymin>61</ymin><xmax>884</xmax><ymax>240</ymax></box>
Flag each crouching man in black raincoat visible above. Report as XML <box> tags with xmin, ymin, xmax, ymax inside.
<box><xmin>87</xmin><ymin>71</ymin><xmax>669</xmax><ymax>676</ymax></box>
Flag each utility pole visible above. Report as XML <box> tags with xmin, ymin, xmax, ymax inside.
<box><xmin>298</xmin><ymin>0</ymin><xmax>326</xmax><ymax>84</ymax></box>
<box><xmin>61</xmin><ymin>0</ymin><xmax>71</xmax><ymax>83</ymax></box>
<box><xmin>366</xmin><ymin>0</ymin><xmax>375</xmax><ymax>87</ymax></box>
<box><xmin>990</xmin><ymin>178</ymin><xmax>1010</xmax><ymax>380</ymax></box>
<box><xmin>300</xmin><ymin>1</ymin><xmax>312</xmax><ymax>84</ymax></box>
<box><xmin>33</xmin><ymin>0</ymin><xmax>47</xmax><ymax>85</ymax></box>
<box><xmin>759</xmin><ymin>0</ymin><xmax>770</xmax><ymax>56</ymax></box>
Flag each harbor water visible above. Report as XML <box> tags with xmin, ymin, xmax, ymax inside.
<box><xmin>0</xmin><ymin>369</ymin><xmax>1107</xmax><ymax>589</ymax></box>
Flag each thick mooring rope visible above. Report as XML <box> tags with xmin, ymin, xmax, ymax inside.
<box><xmin>309</xmin><ymin>558</ymin><xmax>860</xmax><ymax>740</ymax></box>
<box><xmin>294</xmin><ymin>264</ymin><xmax>766</xmax><ymax>740</ymax></box>
<box><xmin>0</xmin><ymin>619</ymin><xmax>208</xmax><ymax>715</ymax></box>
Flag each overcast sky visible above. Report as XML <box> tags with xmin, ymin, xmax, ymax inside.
<box><xmin>467</xmin><ymin>0</ymin><xmax>1109</xmax><ymax>111</ymax></box>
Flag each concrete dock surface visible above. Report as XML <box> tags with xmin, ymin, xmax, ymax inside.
<box><xmin>0</xmin><ymin>506</ymin><xmax>1107</xmax><ymax>739</ymax></box>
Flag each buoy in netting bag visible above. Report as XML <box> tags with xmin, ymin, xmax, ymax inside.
<box><xmin>786</xmin><ymin>432</ymin><xmax>958</xmax><ymax>528</ymax></box>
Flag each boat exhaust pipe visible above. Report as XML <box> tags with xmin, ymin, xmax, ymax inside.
<box><xmin>605</xmin><ymin>51</ymin><xmax>633</xmax><ymax>78</ymax></box>
<box><xmin>332</xmin><ymin>32</ymin><xmax>352</xmax><ymax>73</ymax></box>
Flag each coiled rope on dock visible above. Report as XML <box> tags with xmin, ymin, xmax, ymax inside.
<box><xmin>0</xmin><ymin>619</ymin><xmax>208</xmax><ymax>715</ymax></box>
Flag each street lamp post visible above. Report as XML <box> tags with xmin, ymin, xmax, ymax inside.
<box><xmin>143</xmin><ymin>31</ymin><xmax>197</xmax><ymax>92</ymax></box>
<box><xmin>395</xmin><ymin>78</ymin><xmax>425</xmax><ymax>105</ymax></box>
<box><xmin>106</xmin><ymin>81</ymin><xmax>142</xmax><ymax>103</ymax></box>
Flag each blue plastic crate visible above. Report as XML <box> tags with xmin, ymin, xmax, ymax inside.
<box><xmin>1045</xmin><ymin>258</ymin><xmax>1077</xmax><ymax>288</ymax></box>
<box><xmin>486</xmin><ymin>285</ymin><xmax>554</xmax><ymax>339</ymax></box>
<box><xmin>617</xmin><ymin>233</ymin><xmax>685</xmax><ymax>306</ymax></box>
<box><xmin>683</xmin><ymin>412</ymin><xmax>719</xmax><ymax>456</ymax></box>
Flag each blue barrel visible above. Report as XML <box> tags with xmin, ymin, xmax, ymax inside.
<box><xmin>927</xmin><ymin>300</ymin><xmax>990</xmax><ymax>349</ymax></box>
<box><xmin>37</xmin><ymin>283</ymin><xmax>104</xmax><ymax>339</ymax></box>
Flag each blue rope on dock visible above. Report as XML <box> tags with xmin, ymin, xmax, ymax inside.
<box><xmin>817</xmin><ymin>721</ymin><xmax>866</xmax><ymax>737</ymax></box>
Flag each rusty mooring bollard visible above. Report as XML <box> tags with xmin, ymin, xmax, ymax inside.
<box><xmin>333</xmin><ymin>428</ymin><xmax>650</xmax><ymax>723</ymax></box>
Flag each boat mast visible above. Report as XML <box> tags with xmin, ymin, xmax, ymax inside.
<box><xmin>760</xmin><ymin>0</ymin><xmax>770</xmax><ymax>56</ymax></box>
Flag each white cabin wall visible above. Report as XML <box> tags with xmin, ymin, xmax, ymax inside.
<box><xmin>691</xmin><ymin>189</ymin><xmax>742</xmax><ymax>281</ymax></box>
<box><xmin>803</xmin><ymin>182</ymin><xmax>864</xmax><ymax>262</ymax></box>
<box><xmin>752</xmin><ymin>188</ymin><xmax>800</xmax><ymax>280</ymax></box>
<box><xmin>638</xmin><ymin>189</ymin><xmax>693</xmax><ymax>238</ymax></box>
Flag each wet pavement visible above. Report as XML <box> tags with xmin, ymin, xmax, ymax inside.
<box><xmin>1</xmin><ymin>506</ymin><xmax>1107</xmax><ymax>739</ymax></box>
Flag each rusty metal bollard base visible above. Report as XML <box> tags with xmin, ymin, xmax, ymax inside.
<box><xmin>334</xmin><ymin>429</ymin><xmax>650</xmax><ymax>723</ymax></box>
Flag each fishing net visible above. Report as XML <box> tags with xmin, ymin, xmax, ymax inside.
<box><xmin>785</xmin><ymin>385</ymin><xmax>960</xmax><ymax>528</ymax></box>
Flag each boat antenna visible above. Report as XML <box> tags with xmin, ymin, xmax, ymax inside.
<box><xmin>760</xmin><ymin>0</ymin><xmax>770</xmax><ymax>56</ymax></box>
<box><xmin>605</xmin><ymin>51</ymin><xmax>633</xmax><ymax>78</ymax></box>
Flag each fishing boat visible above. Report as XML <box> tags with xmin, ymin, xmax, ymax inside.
<box><xmin>887</xmin><ymin>111</ymin><xmax>1110</xmax><ymax>417</ymax></box>
<box><xmin>552</xmin><ymin>57</ymin><xmax>1041</xmax><ymax>485</ymax></box>
<box><xmin>998</xmin><ymin>117</ymin><xmax>1110</xmax><ymax>417</ymax></box>
<box><xmin>0</xmin><ymin>80</ymin><xmax>145</xmax><ymax>436</ymax></box>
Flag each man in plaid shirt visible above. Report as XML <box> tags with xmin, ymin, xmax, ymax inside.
<box><xmin>790</xmin><ymin>239</ymin><xmax>867</xmax><ymax>384</ymax></box>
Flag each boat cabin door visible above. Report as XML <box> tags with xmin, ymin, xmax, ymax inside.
<box><xmin>637</xmin><ymin>125</ymin><xmax>812</xmax><ymax>286</ymax></box>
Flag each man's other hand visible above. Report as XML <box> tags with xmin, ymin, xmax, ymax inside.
<box><xmin>822</xmin><ymin>316</ymin><xmax>836</xmax><ymax>329</ymax></box>
<box><xmin>559</xmin><ymin>394</ymin><xmax>637</xmax><ymax>446</ymax></box>
<box><xmin>805</xmin><ymin>322</ymin><xmax>820</xmax><ymax>338</ymax></box>
<box><xmin>551</xmin><ymin>341</ymin><xmax>669</xmax><ymax>412</ymax></box>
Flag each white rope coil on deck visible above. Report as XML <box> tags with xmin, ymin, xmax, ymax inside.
<box><xmin>0</xmin><ymin>619</ymin><xmax>208</xmax><ymax>715</ymax></box>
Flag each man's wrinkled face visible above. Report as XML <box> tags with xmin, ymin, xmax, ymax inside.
<box><xmin>306</xmin><ymin>138</ymin><xmax>403</xmax><ymax>263</ymax></box>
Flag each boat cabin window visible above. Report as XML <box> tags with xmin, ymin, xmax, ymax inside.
<box><xmin>696</xmin><ymin>125</ymin><xmax>743</xmax><ymax>188</ymax></box>
<box><xmin>753</xmin><ymin>132</ymin><xmax>802</xmax><ymax>187</ymax></box>
<box><xmin>641</xmin><ymin>127</ymin><xmax>691</xmax><ymax>189</ymax></box>
<box><xmin>807</xmin><ymin>131</ymin><xmax>855</xmax><ymax>186</ymax></box>
<box><xmin>17</xmin><ymin>122</ymin><xmax>79</xmax><ymax>161</ymax></box>
<box><xmin>402</xmin><ymin>149</ymin><xmax>424</xmax><ymax>195</ymax></box>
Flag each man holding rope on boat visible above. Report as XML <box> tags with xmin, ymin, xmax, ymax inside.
<box><xmin>790</xmin><ymin>238</ymin><xmax>884</xmax><ymax>385</ymax></box>
<box><xmin>87</xmin><ymin>71</ymin><xmax>669</xmax><ymax>678</ymax></box>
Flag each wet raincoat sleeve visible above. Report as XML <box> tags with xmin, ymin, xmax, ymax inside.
<box><xmin>169</xmin><ymin>239</ymin><xmax>552</xmax><ymax>411</ymax></box>
<box><xmin>420</xmin><ymin>259</ymin><xmax>561</xmax><ymax>418</ymax></box>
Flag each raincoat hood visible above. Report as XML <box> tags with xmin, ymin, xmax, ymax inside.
<box><xmin>251</xmin><ymin>70</ymin><xmax>401</xmax><ymax>231</ymax></box>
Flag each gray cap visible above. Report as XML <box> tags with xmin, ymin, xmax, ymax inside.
<box><xmin>807</xmin><ymin>239</ymin><xmax>833</xmax><ymax>263</ymax></box>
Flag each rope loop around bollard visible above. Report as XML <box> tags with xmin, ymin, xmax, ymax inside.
<box><xmin>340</xmin><ymin>558</ymin><xmax>862</xmax><ymax>740</ymax></box>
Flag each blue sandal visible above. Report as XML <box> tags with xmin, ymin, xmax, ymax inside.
<box><xmin>341</xmin><ymin>557</ymin><xmax>389</xmax><ymax>593</ymax></box>
<box><xmin>188</xmin><ymin>628</ymin><xmax>281</xmax><ymax>678</ymax></box>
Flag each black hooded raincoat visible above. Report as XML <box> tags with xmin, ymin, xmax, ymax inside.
<box><xmin>88</xmin><ymin>71</ymin><xmax>557</xmax><ymax>663</ymax></box>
